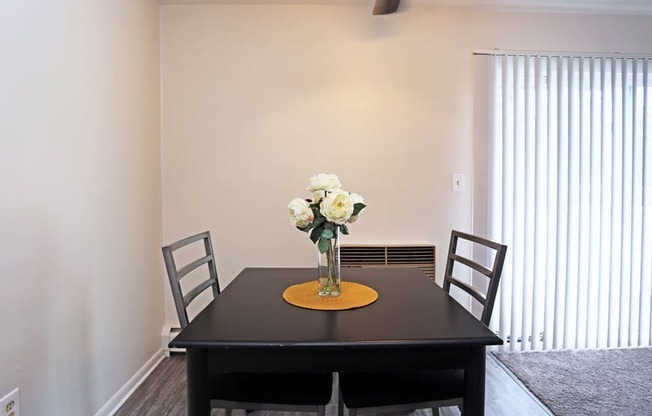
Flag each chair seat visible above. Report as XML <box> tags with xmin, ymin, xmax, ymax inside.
<box><xmin>339</xmin><ymin>370</ymin><xmax>464</xmax><ymax>408</ymax></box>
<box><xmin>210</xmin><ymin>372</ymin><xmax>334</xmax><ymax>406</ymax></box>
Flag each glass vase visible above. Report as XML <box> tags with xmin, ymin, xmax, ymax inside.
<box><xmin>317</xmin><ymin>228</ymin><xmax>341</xmax><ymax>297</ymax></box>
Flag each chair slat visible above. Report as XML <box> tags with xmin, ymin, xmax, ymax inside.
<box><xmin>167</xmin><ymin>231</ymin><xmax>209</xmax><ymax>251</ymax></box>
<box><xmin>448</xmin><ymin>253</ymin><xmax>493</xmax><ymax>277</ymax></box>
<box><xmin>183</xmin><ymin>278</ymin><xmax>218</xmax><ymax>307</ymax></box>
<box><xmin>445</xmin><ymin>275</ymin><xmax>487</xmax><ymax>305</ymax></box>
<box><xmin>177</xmin><ymin>254</ymin><xmax>213</xmax><ymax>279</ymax></box>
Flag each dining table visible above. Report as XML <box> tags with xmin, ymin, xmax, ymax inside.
<box><xmin>169</xmin><ymin>266</ymin><xmax>503</xmax><ymax>416</ymax></box>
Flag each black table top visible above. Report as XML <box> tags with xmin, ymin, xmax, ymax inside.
<box><xmin>170</xmin><ymin>267</ymin><xmax>502</xmax><ymax>350</ymax></box>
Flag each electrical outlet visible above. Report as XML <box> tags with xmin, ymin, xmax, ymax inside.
<box><xmin>0</xmin><ymin>388</ymin><xmax>20</xmax><ymax>416</ymax></box>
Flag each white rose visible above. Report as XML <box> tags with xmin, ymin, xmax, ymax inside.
<box><xmin>347</xmin><ymin>193</ymin><xmax>365</xmax><ymax>223</ymax></box>
<box><xmin>312</xmin><ymin>190</ymin><xmax>326</xmax><ymax>203</ymax></box>
<box><xmin>287</xmin><ymin>198</ymin><xmax>314</xmax><ymax>228</ymax></box>
<box><xmin>320</xmin><ymin>190</ymin><xmax>354</xmax><ymax>225</ymax></box>
<box><xmin>307</xmin><ymin>173</ymin><xmax>341</xmax><ymax>192</ymax></box>
<box><xmin>350</xmin><ymin>193</ymin><xmax>364</xmax><ymax>205</ymax></box>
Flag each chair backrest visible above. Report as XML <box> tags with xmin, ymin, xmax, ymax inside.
<box><xmin>162</xmin><ymin>231</ymin><xmax>220</xmax><ymax>329</ymax></box>
<box><xmin>442</xmin><ymin>230</ymin><xmax>507</xmax><ymax>326</ymax></box>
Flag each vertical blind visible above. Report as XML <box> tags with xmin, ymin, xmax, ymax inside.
<box><xmin>475</xmin><ymin>53</ymin><xmax>652</xmax><ymax>351</ymax></box>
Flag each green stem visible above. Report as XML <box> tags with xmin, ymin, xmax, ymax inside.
<box><xmin>326</xmin><ymin>240</ymin><xmax>334</xmax><ymax>290</ymax></box>
<box><xmin>325</xmin><ymin>234</ymin><xmax>338</xmax><ymax>292</ymax></box>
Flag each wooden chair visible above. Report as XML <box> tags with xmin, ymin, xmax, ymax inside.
<box><xmin>162</xmin><ymin>231</ymin><xmax>333</xmax><ymax>416</ymax></box>
<box><xmin>337</xmin><ymin>230</ymin><xmax>508</xmax><ymax>416</ymax></box>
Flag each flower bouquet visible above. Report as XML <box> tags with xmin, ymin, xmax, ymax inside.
<box><xmin>288</xmin><ymin>173</ymin><xmax>366</xmax><ymax>296</ymax></box>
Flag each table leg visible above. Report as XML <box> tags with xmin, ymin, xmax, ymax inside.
<box><xmin>463</xmin><ymin>347</ymin><xmax>486</xmax><ymax>416</ymax></box>
<box><xmin>187</xmin><ymin>348</ymin><xmax>210</xmax><ymax>416</ymax></box>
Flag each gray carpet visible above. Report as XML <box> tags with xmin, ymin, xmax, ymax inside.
<box><xmin>492</xmin><ymin>347</ymin><xmax>652</xmax><ymax>416</ymax></box>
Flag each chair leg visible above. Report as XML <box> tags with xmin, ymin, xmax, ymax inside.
<box><xmin>337</xmin><ymin>374</ymin><xmax>344</xmax><ymax>416</ymax></box>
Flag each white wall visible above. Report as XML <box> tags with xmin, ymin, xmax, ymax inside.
<box><xmin>161</xmin><ymin>5</ymin><xmax>476</xmax><ymax>323</ymax></box>
<box><xmin>160</xmin><ymin>5</ymin><xmax>652</xmax><ymax>325</ymax></box>
<box><xmin>161</xmin><ymin>5</ymin><xmax>652</xmax><ymax>322</ymax></box>
<box><xmin>0</xmin><ymin>1</ymin><xmax>162</xmax><ymax>415</ymax></box>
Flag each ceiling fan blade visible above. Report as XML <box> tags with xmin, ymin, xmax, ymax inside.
<box><xmin>373</xmin><ymin>0</ymin><xmax>400</xmax><ymax>15</ymax></box>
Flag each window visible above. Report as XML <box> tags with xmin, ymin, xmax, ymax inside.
<box><xmin>474</xmin><ymin>53</ymin><xmax>652</xmax><ymax>351</ymax></box>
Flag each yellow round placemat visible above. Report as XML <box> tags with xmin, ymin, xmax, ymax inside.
<box><xmin>283</xmin><ymin>281</ymin><xmax>378</xmax><ymax>311</ymax></box>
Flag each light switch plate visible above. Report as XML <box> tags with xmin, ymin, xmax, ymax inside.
<box><xmin>452</xmin><ymin>173</ymin><xmax>465</xmax><ymax>193</ymax></box>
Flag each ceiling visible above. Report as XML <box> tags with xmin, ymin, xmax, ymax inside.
<box><xmin>157</xmin><ymin>0</ymin><xmax>652</xmax><ymax>15</ymax></box>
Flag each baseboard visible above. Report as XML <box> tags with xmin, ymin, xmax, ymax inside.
<box><xmin>94</xmin><ymin>349</ymin><xmax>165</xmax><ymax>416</ymax></box>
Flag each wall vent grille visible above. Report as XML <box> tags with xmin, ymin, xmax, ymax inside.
<box><xmin>341</xmin><ymin>244</ymin><xmax>436</xmax><ymax>280</ymax></box>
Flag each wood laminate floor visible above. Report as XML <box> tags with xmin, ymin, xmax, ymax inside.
<box><xmin>115</xmin><ymin>353</ymin><xmax>550</xmax><ymax>416</ymax></box>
